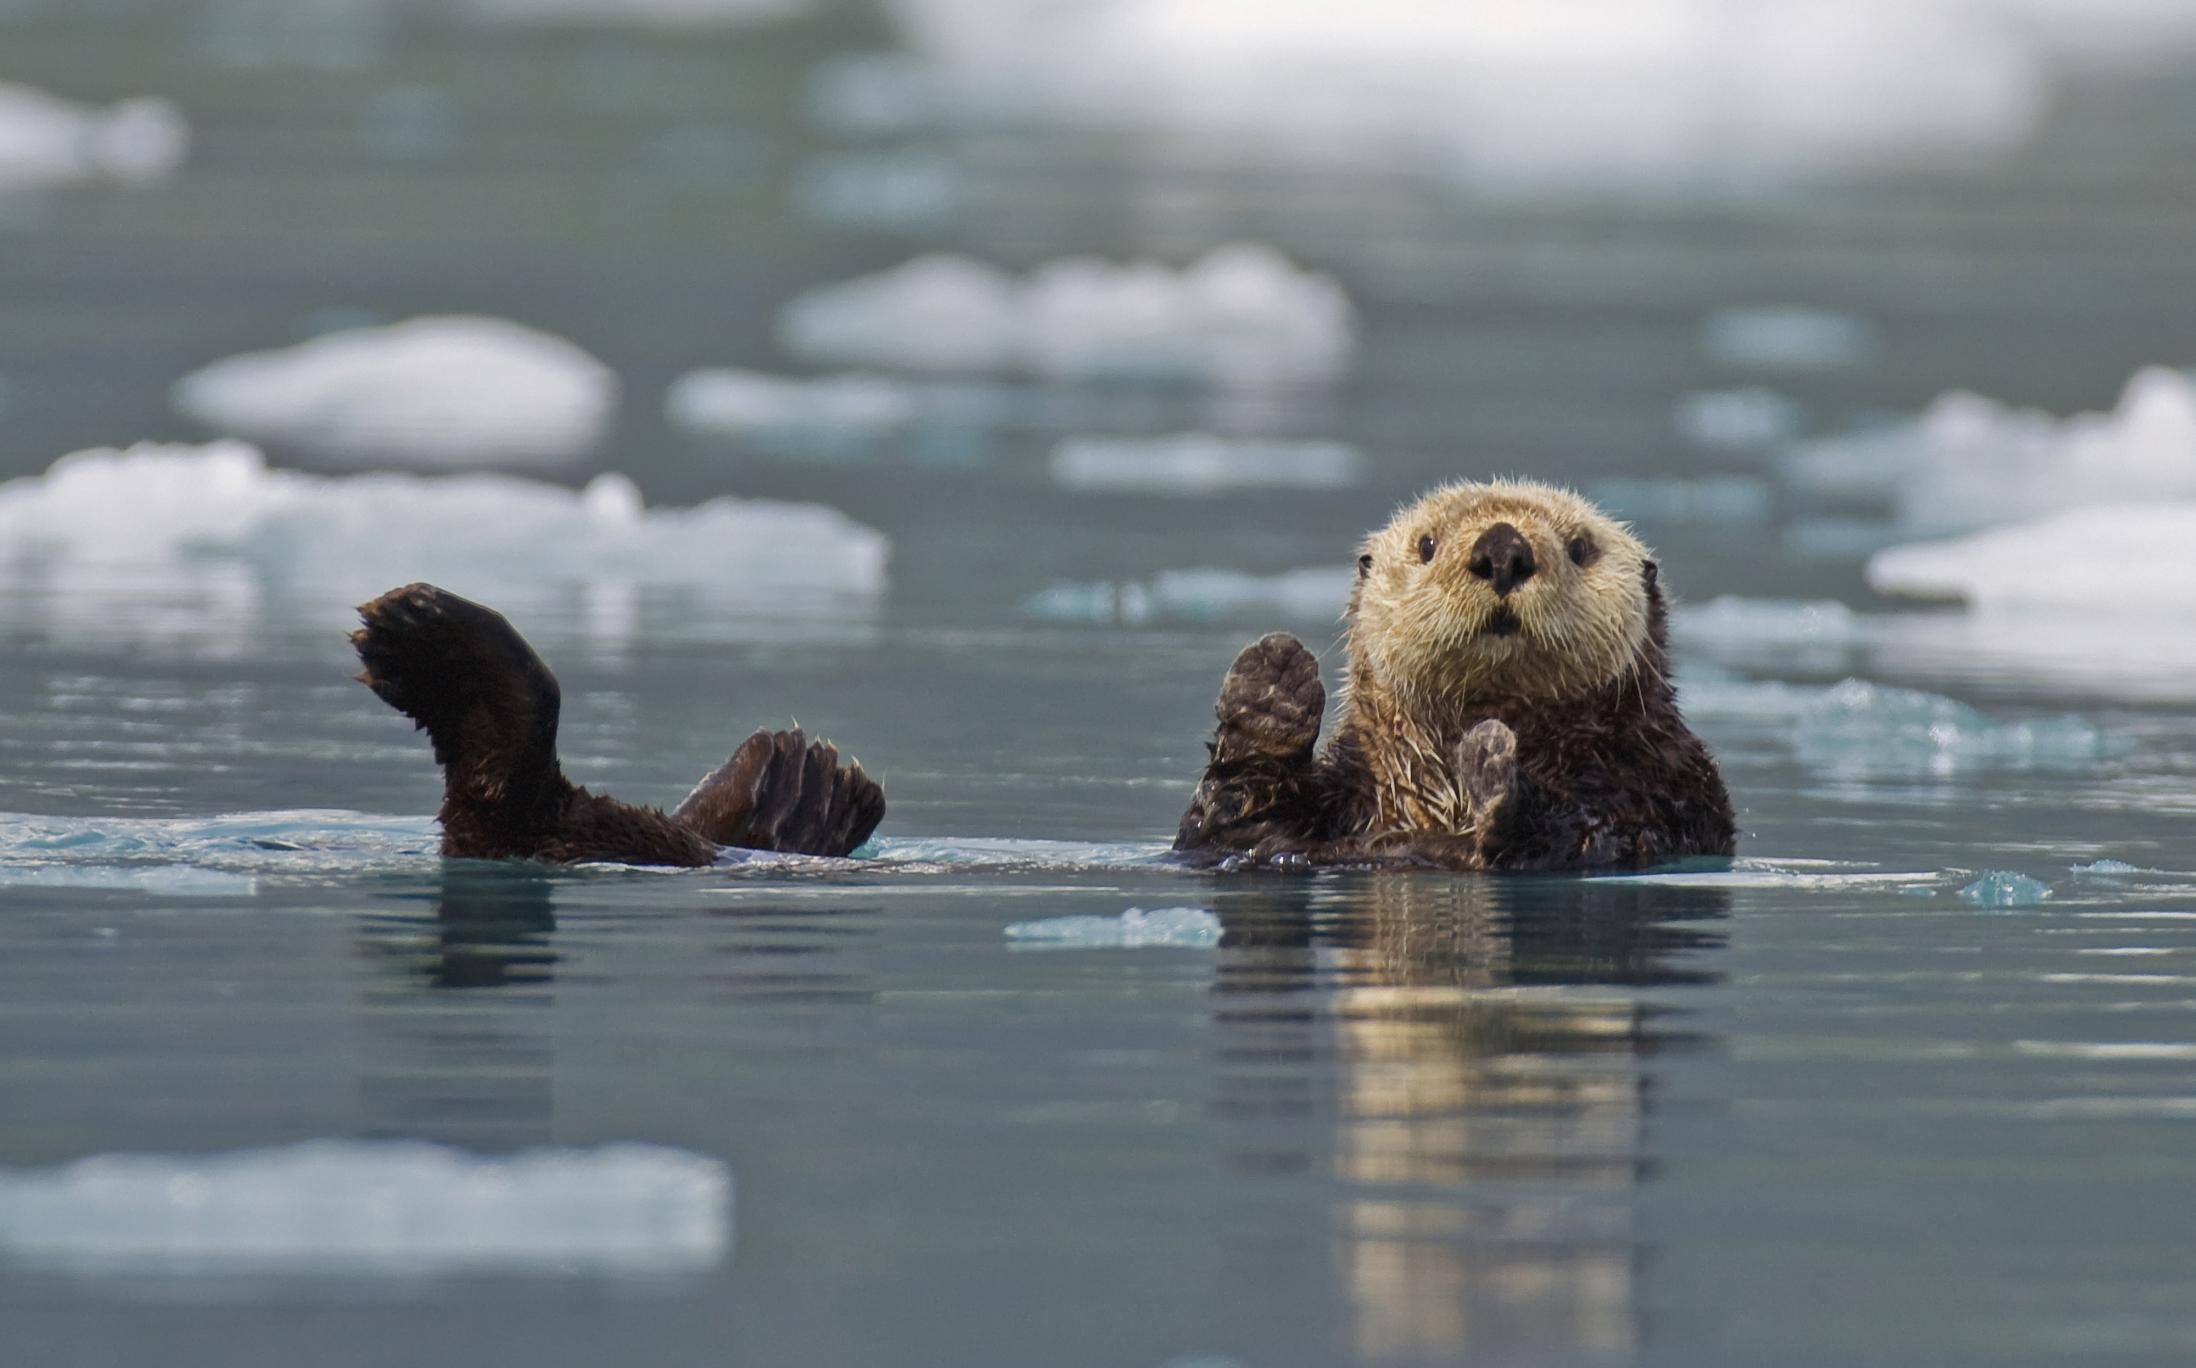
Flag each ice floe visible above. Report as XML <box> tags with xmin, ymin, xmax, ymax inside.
<box><xmin>794</xmin><ymin>150</ymin><xmax>962</xmax><ymax>230</ymax></box>
<box><xmin>1868</xmin><ymin>503</ymin><xmax>2196</xmax><ymax>611</ymax></box>
<box><xmin>1789</xmin><ymin>367</ymin><xmax>2196</xmax><ymax>537</ymax></box>
<box><xmin>1050</xmin><ymin>434</ymin><xmax>1363</xmax><ymax>494</ymax></box>
<box><xmin>0</xmin><ymin>442</ymin><xmax>888</xmax><ymax>629</ymax></box>
<box><xmin>1023</xmin><ymin>566</ymin><xmax>1348</xmax><ymax>625</ymax></box>
<box><xmin>0</xmin><ymin>1140</ymin><xmax>728</xmax><ymax>1276</ymax></box>
<box><xmin>1005</xmin><ymin>906</ymin><xmax>1222</xmax><ymax>948</ymax></box>
<box><xmin>1675</xmin><ymin>597</ymin><xmax>1866</xmax><ymax>648</ymax></box>
<box><xmin>1959</xmin><ymin>870</ymin><xmax>2052</xmax><ymax>907</ymax></box>
<box><xmin>459</xmin><ymin>0</ymin><xmax>806</xmax><ymax>25</ymax></box>
<box><xmin>0</xmin><ymin>865</ymin><xmax>256</xmax><ymax>897</ymax></box>
<box><xmin>667</xmin><ymin>369</ymin><xmax>918</xmax><ymax>449</ymax></box>
<box><xmin>1673</xmin><ymin>387</ymin><xmax>1804</xmax><ymax>451</ymax></box>
<box><xmin>778</xmin><ymin>245</ymin><xmax>1354</xmax><ymax>387</ymax></box>
<box><xmin>881</xmin><ymin>0</ymin><xmax>2072</xmax><ymax>190</ymax></box>
<box><xmin>0</xmin><ymin>82</ymin><xmax>188</xmax><ymax>193</ymax></box>
<box><xmin>1701</xmin><ymin>307</ymin><xmax>1874</xmax><ymax>370</ymax></box>
<box><xmin>172</xmin><ymin>317</ymin><xmax>617</xmax><ymax>471</ymax></box>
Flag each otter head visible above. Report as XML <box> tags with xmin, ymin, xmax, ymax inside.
<box><xmin>1347</xmin><ymin>479</ymin><xmax>1659</xmax><ymax>707</ymax></box>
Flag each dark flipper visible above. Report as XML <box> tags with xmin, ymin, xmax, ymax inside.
<box><xmin>1174</xmin><ymin>633</ymin><xmax>1332</xmax><ymax>855</ymax></box>
<box><xmin>672</xmin><ymin>727</ymin><xmax>886</xmax><ymax>858</ymax></box>
<box><xmin>353</xmin><ymin>583</ymin><xmax>571</xmax><ymax>854</ymax></box>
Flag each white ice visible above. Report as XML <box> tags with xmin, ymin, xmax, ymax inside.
<box><xmin>1675</xmin><ymin>597</ymin><xmax>1866</xmax><ymax>647</ymax></box>
<box><xmin>1023</xmin><ymin>566</ymin><xmax>1348</xmax><ymax>625</ymax></box>
<box><xmin>1790</xmin><ymin>367</ymin><xmax>2196</xmax><ymax>538</ymax></box>
<box><xmin>1868</xmin><ymin>502</ymin><xmax>2196</xmax><ymax>611</ymax></box>
<box><xmin>0</xmin><ymin>1140</ymin><xmax>729</xmax><ymax>1276</ymax></box>
<box><xmin>778</xmin><ymin>245</ymin><xmax>1354</xmax><ymax>387</ymax></box>
<box><xmin>1050</xmin><ymin>434</ymin><xmax>1364</xmax><ymax>494</ymax></box>
<box><xmin>1004</xmin><ymin>906</ymin><xmax>1222</xmax><ymax>948</ymax></box>
<box><xmin>172</xmin><ymin>316</ymin><xmax>618</xmax><ymax>471</ymax></box>
<box><xmin>1701</xmin><ymin>307</ymin><xmax>1873</xmax><ymax>370</ymax></box>
<box><xmin>459</xmin><ymin>0</ymin><xmax>806</xmax><ymax>25</ymax></box>
<box><xmin>877</xmin><ymin>0</ymin><xmax>2135</xmax><ymax>191</ymax></box>
<box><xmin>0</xmin><ymin>865</ymin><xmax>256</xmax><ymax>897</ymax></box>
<box><xmin>666</xmin><ymin>369</ymin><xmax>918</xmax><ymax>443</ymax></box>
<box><xmin>0</xmin><ymin>441</ymin><xmax>888</xmax><ymax>613</ymax></box>
<box><xmin>1673</xmin><ymin>387</ymin><xmax>1803</xmax><ymax>450</ymax></box>
<box><xmin>0</xmin><ymin>82</ymin><xmax>188</xmax><ymax>192</ymax></box>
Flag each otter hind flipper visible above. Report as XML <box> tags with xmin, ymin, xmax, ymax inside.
<box><xmin>352</xmin><ymin>584</ymin><xmax>565</xmax><ymax>825</ymax></box>
<box><xmin>1174</xmin><ymin>633</ymin><xmax>1332</xmax><ymax>855</ymax></box>
<box><xmin>673</xmin><ymin>728</ymin><xmax>886</xmax><ymax>858</ymax></box>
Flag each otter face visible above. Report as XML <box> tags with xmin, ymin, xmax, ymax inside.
<box><xmin>1348</xmin><ymin>480</ymin><xmax>1654</xmax><ymax>705</ymax></box>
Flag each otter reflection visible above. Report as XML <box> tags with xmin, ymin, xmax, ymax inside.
<box><xmin>354</xmin><ymin>864</ymin><xmax>561</xmax><ymax>1148</ymax></box>
<box><xmin>1212</xmin><ymin>874</ymin><xmax>1728</xmax><ymax>1363</ymax></box>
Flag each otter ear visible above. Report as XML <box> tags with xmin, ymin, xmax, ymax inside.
<box><xmin>1357</xmin><ymin>553</ymin><xmax>1373</xmax><ymax>578</ymax></box>
<box><xmin>1642</xmin><ymin>559</ymin><xmax>1660</xmax><ymax>589</ymax></box>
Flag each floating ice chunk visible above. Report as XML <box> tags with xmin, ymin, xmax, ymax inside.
<box><xmin>0</xmin><ymin>1141</ymin><xmax>729</xmax><ymax>1277</ymax></box>
<box><xmin>458</xmin><ymin>0</ymin><xmax>806</xmax><ymax>25</ymax></box>
<box><xmin>1792</xmin><ymin>368</ymin><xmax>2196</xmax><ymax>537</ymax></box>
<box><xmin>1868</xmin><ymin>502</ymin><xmax>2196</xmax><ymax>610</ymax></box>
<box><xmin>1959</xmin><ymin>871</ymin><xmax>2052</xmax><ymax>907</ymax></box>
<box><xmin>172</xmin><ymin>317</ymin><xmax>617</xmax><ymax>471</ymax></box>
<box><xmin>1585</xmin><ymin>476</ymin><xmax>1769</xmax><ymax>524</ymax></box>
<box><xmin>1051</xmin><ymin>434</ymin><xmax>1364</xmax><ymax>494</ymax></box>
<box><xmin>0</xmin><ymin>441</ymin><xmax>888</xmax><ymax>605</ymax></box>
<box><xmin>0</xmin><ymin>83</ymin><xmax>188</xmax><ymax>192</ymax></box>
<box><xmin>666</xmin><ymin>369</ymin><xmax>917</xmax><ymax>447</ymax></box>
<box><xmin>1675</xmin><ymin>597</ymin><xmax>1865</xmax><ymax>647</ymax></box>
<box><xmin>1701</xmin><ymin>307</ymin><xmax>1873</xmax><ymax>370</ymax></box>
<box><xmin>1673</xmin><ymin>387</ymin><xmax>1802</xmax><ymax>450</ymax></box>
<box><xmin>1023</xmin><ymin>565</ymin><xmax>1347</xmax><ymax>624</ymax></box>
<box><xmin>779</xmin><ymin>245</ymin><xmax>1354</xmax><ymax>386</ymax></box>
<box><xmin>1005</xmin><ymin>906</ymin><xmax>1221</xmax><ymax>948</ymax></box>
<box><xmin>884</xmin><ymin>0</ymin><xmax>2045</xmax><ymax>190</ymax></box>
<box><xmin>2071</xmin><ymin>859</ymin><xmax>2146</xmax><ymax>877</ymax></box>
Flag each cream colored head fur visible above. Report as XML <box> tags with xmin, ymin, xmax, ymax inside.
<box><xmin>1346</xmin><ymin>479</ymin><xmax>1655</xmax><ymax>708</ymax></box>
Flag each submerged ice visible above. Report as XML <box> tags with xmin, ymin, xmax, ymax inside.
<box><xmin>1685</xmin><ymin>674</ymin><xmax>2104</xmax><ymax>776</ymax></box>
<box><xmin>1023</xmin><ymin>565</ymin><xmax>1348</xmax><ymax>625</ymax></box>
<box><xmin>0</xmin><ymin>1140</ymin><xmax>729</xmax><ymax>1276</ymax></box>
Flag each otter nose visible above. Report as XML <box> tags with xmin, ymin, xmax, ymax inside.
<box><xmin>1466</xmin><ymin>522</ymin><xmax>1536</xmax><ymax>597</ymax></box>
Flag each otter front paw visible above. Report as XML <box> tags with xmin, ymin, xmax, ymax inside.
<box><xmin>1458</xmin><ymin>718</ymin><xmax>1518</xmax><ymax>839</ymax></box>
<box><xmin>1212</xmin><ymin>632</ymin><xmax>1325</xmax><ymax>766</ymax></box>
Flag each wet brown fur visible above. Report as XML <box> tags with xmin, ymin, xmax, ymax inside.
<box><xmin>353</xmin><ymin>583</ymin><xmax>884</xmax><ymax>865</ymax></box>
<box><xmin>1175</xmin><ymin>480</ymin><xmax>1735</xmax><ymax>871</ymax></box>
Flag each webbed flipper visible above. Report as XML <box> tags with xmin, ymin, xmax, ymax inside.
<box><xmin>673</xmin><ymin>727</ymin><xmax>886</xmax><ymax>858</ymax></box>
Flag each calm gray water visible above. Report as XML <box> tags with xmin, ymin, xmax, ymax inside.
<box><xmin>4</xmin><ymin>6</ymin><xmax>2196</xmax><ymax>1366</ymax></box>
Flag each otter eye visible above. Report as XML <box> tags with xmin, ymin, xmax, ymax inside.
<box><xmin>1417</xmin><ymin>535</ymin><xmax>1437</xmax><ymax>564</ymax></box>
<box><xmin>1357</xmin><ymin>553</ymin><xmax>1373</xmax><ymax>577</ymax></box>
<box><xmin>1567</xmin><ymin>534</ymin><xmax>1599</xmax><ymax>567</ymax></box>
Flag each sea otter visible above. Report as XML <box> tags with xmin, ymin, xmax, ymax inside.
<box><xmin>353</xmin><ymin>583</ymin><xmax>884</xmax><ymax>864</ymax></box>
<box><xmin>1173</xmin><ymin>480</ymin><xmax>1735</xmax><ymax>871</ymax></box>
